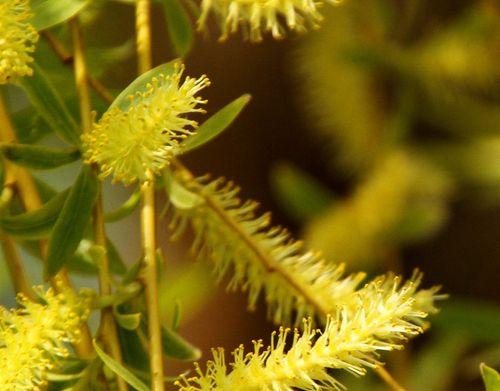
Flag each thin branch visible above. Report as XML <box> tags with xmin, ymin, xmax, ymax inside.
<box><xmin>42</xmin><ymin>31</ymin><xmax>115</xmax><ymax>104</ymax></box>
<box><xmin>70</xmin><ymin>18</ymin><xmax>128</xmax><ymax>391</ymax></box>
<box><xmin>135</xmin><ymin>1</ymin><xmax>165</xmax><ymax>390</ymax></box>
<box><xmin>0</xmin><ymin>184</ymin><xmax>34</xmax><ymax>299</ymax></box>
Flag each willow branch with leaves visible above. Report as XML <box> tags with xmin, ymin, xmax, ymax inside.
<box><xmin>0</xmin><ymin>0</ymin><xmax>457</xmax><ymax>391</ymax></box>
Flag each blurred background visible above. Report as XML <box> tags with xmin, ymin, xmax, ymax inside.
<box><xmin>2</xmin><ymin>0</ymin><xmax>500</xmax><ymax>390</ymax></box>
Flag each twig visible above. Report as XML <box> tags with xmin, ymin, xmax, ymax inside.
<box><xmin>135</xmin><ymin>1</ymin><xmax>165</xmax><ymax>390</ymax></box>
<box><xmin>70</xmin><ymin>18</ymin><xmax>128</xmax><ymax>391</ymax></box>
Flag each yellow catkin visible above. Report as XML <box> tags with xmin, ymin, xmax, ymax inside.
<box><xmin>0</xmin><ymin>286</ymin><xmax>91</xmax><ymax>390</ymax></box>
<box><xmin>0</xmin><ymin>0</ymin><xmax>38</xmax><ymax>84</ymax></box>
<box><xmin>305</xmin><ymin>151</ymin><xmax>450</xmax><ymax>268</ymax></box>
<box><xmin>305</xmin><ymin>152</ymin><xmax>451</xmax><ymax>269</ymax></box>
<box><xmin>198</xmin><ymin>0</ymin><xmax>343</xmax><ymax>41</ymax></box>
<box><xmin>169</xmin><ymin>174</ymin><xmax>442</xmax><ymax>329</ymax></box>
<box><xmin>82</xmin><ymin>64</ymin><xmax>210</xmax><ymax>185</ymax></box>
<box><xmin>177</xmin><ymin>274</ymin><xmax>439</xmax><ymax>391</ymax></box>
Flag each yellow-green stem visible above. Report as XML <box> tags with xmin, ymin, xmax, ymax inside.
<box><xmin>0</xmin><ymin>183</ymin><xmax>33</xmax><ymax>299</ymax></box>
<box><xmin>140</xmin><ymin>178</ymin><xmax>165</xmax><ymax>391</ymax></box>
<box><xmin>0</xmin><ymin>171</ymin><xmax>33</xmax><ymax>299</ymax></box>
<box><xmin>136</xmin><ymin>0</ymin><xmax>153</xmax><ymax>73</ymax></box>
<box><xmin>376</xmin><ymin>367</ymin><xmax>407</xmax><ymax>391</ymax></box>
<box><xmin>135</xmin><ymin>1</ymin><xmax>165</xmax><ymax>389</ymax></box>
<box><xmin>70</xmin><ymin>18</ymin><xmax>128</xmax><ymax>391</ymax></box>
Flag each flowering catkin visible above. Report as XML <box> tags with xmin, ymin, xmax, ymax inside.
<box><xmin>169</xmin><ymin>175</ymin><xmax>366</xmax><ymax>325</ymax></box>
<box><xmin>177</xmin><ymin>274</ymin><xmax>434</xmax><ymax>391</ymax></box>
<box><xmin>0</xmin><ymin>286</ymin><xmax>91</xmax><ymax>390</ymax></box>
<box><xmin>168</xmin><ymin>174</ymin><xmax>442</xmax><ymax>329</ymax></box>
<box><xmin>198</xmin><ymin>0</ymin><xmax>343</xmax><ymax>41</ymax></box>
<box><xmin>0</xmin><ymin>0</ymin><xmax>38</xmax><ymax>84</ymax></box>
<box><xmin>82</xmin><ymin>64</ymin><xmax>210</xmax><ymax>185</ymax></box>
<box><xmin>305</xmin><ymin>152</ymin><xmax>451</xmax><ymax>269</ymax></box>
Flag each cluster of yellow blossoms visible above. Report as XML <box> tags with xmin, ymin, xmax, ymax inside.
<box><xmin>0</xmin><ymin>287</ymin><xmax>91</xmax><ymax>390</ymax></box>
<box><xmin>82</xmin><ymin>64</ymin><xmax>210</xmax><ymax>185</ymax></box>
<box><xmin>177</xmin><ymin>275</ymin><xmax>439</xmax><ymax>390</ymax></box>
<box><xmin>198</xmin><ymin>0</ymin><xmax>330</xmax><ymax>41</ymax></box>
<box><xmin>0</xmin><ymin>0</ymin><xmax>38</xmax><ymax>84</ymax></box>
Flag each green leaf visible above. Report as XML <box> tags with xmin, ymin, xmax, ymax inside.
<box><xmin>172</xmin><ymin>301</ymin><xmax>181</xmax><ymax>331</ymax></box>
<box><xmin>182</xmin><ymin>94</ymin><xmax>251</xmax><ymax>153</ymax></box>
<box><xmin>0</xmin><ymin>189</ymin><xmax>69</xmax><ymax>239</ymax></box>
<box><xmin>481</xmin><ymin>363</ymin><xmax>500</xmax><ymax>391</ymax></box>
<box><xmin>433</xmin><ymin>299</ymin><xmax>500</xmax><ymax>344</ymax></box>
<box><xmin>161</xmin><ymin>325</ymin><xmax>201</xmax><ymax>361</ymax></box>
<box><xmin>122</xmin><ymin>257</ymin><xmax>143</xmax><ymax>285</ymax></box>
<box><xmin>270</xmin><ymin>162</ymin><xmax>335</xmax><ymax>223</ymax></box>
<box><xmin>31</xmin><ymin>0</ymin><xmax>90</xmax><ymax>31</ymax></box>
<box><xmin>1</xmin><ymin>144</ymin><xmax>80</xmax><ymax>170</ymax></box>
<box><xmin>66</xmin><ymin>239</ymin><xmax>100</xmax><ymax>275</ymax></box>
<box><xmin>114</xmin><ymin>308</ymin><xmax>142</xmax><ymax>331</ymax></box>
<box><xmin>109</xmin><ymin>60</ymin><xmax>180</xmax><ymax>112</ymax></box>
<box><xmin>45</xmin><ymin>165</ymin><xmax>98</xmax><ymax>278</ymax></box>
<box><xmin>18</xmin><ymin>63</ymin><xmax>81</xmax><ymax>146</ymax></box>
<box><xmin>118</xmin><ymin>328</ymin><xmax>150</xmax><ymax>373</ymax></box>
<box><xmin>158</xmin><ymin>0</ymin><xmax>194</xmax><ymax>57</ymax></box>
<box><xmin>105</xmin><ymin>190</ymin><xmax>141</xmax><ymax>223</ymax></box>
<box><xmin>93</xmin><ymin>340</ymin><xmax>150</xmax><ymax>391</ymax></box>
<box><xmin>10</xmin><ymin>107</ymin><xmax>52</xmax><ymax>144</ymax></box>
<box><xmin>107</xmin><ymin>238</ymin><xmax>128</xmax><ymax>275</ymax></box>
<box><xmin>164</xmin><ymin>170</ymin><xmax>204</xmax><ymax>210</ymax></box>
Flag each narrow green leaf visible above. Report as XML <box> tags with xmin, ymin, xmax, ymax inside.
<box><xmin>164</xmin><ymin>170</ymin><xmax>204</xmax><ymax>210</ymax></box>
<box><xmin>122</xmin><ymin>257</ymin><xmax>143</xmax><ymax>285</ymax></box>
<box><xmin>61</xmin><ymin>237</ymin><xmax>126</xmax><ymax>276</ymax></box>
<box><xmin>182</xmin><ymin>94</ymin><xmax>251</xmax><ymax>153</ymax></box>
<box><xmin>481</xmin><ymin>363</ymin><xmax>500</xmax><ymax>391</ymax></box>
<box><xmin>31</xmin><ymin>0</ymin><xmax>89</xmax><ymax>31</ymax></box>
<box><xmin>118</xmin><ymin>328</ymin><xmax>150</xmax><ymax>373</ymax></box>
<box><xmin>1</xmin><ymin>144</ymin><xmax>80</xmax><ymax>170</ymax></box>
<box><xmin>45</xmin><ymin>165</ymin><xmax>98</xmax><ymax>278</ymax></box>
<box><xmin>107</xmin><ymin>238</ymin><xmax>128</xmax><ymax>275</ymax></box>
<box><xmin>158</xmin><ymin>0</ymin><xmax>194</xmax><ymax>57</ymax></box>
<box><xmin>105</xmin><ymin>190</ymin><xmax>141</xmax><ymax>223</ymax></box>
<box><xmin>161</xmin><ymin>325</ymin><xmax>201</xmax><ymax>361</ymax></box>
<box><xmin>114</xmin><ymin>308</ymin><xmax>142</xmax><ymax>331</ymax></box>
<box><xmin>270</xmin><ymin>162</ymin><xmax>335</xmax><ymax>223</ymax></box>
<box><xmin>172</xmin><ymin>301</ymin><xmax>181</xmax><ymax>331</ymax></box>
<box><xmin>109</xmin><ymin>60</ymin><xmax>180</xmax><ymax>112</ymax></box>
<box><xmin>94</xmin><ymin>282</ymin><xmax>143</xmax><ymax>309</ymax></box>
<box><xmin>93</xmin><ymin>340</ymin><xmax>150</xmax><ymax>391</ymax></box>
<box><xmin>0</xmin><ymin>189</ymin><xmax>69</xmax><ymax>239</ymax></box>
<box><xmin>66</xmin><ymin>239</ymin><xmax>100</xmax><ymax>275</ymax></box>
<box><xmin>10</xmin><ymin>107</ymin><xmax>52</xmax><ymax>144</ymax></box>
<box><xmin>18</xmin><ymin>63</ymin><xmax>81</xmax><ymax>146</ymax></box>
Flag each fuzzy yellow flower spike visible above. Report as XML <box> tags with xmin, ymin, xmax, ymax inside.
<box><xmin>82</xmin><ymin>64</ymin><xmax>210</xmax><ymax>185</ymax></box>
<box><xmin>198</xmin><ymin>0</ymin><xmax>343</xmax><ymax>41</ymax></box>
<box><xmin>0</xmin><ymin>286</ymin><xmax>91</xmax><ymax>391</ymax></box>
<box><xmin>0</xmin><ymin>0</ymin><xmax>39</xmax><ymax>84</ymax></box>
<box><xmin>177</xmin><ymin>274</ymin><xmax>434</xmax><ymax>391</ymax></box>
